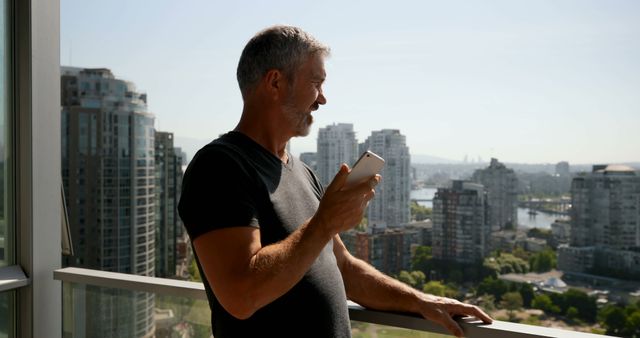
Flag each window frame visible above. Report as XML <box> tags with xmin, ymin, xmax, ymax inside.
<box><xmin>0</xmin><ymin>0</ymin><xmax>63</xmax><ymax>337</ymax></box>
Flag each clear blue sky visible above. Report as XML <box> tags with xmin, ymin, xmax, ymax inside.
<box><xmin>61</xmin><ymin>0</ymin><xmax>640</xmax><ymax>164</ymax></box>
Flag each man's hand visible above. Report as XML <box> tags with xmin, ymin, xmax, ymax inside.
<box><xmin>314</xmin><ymin>163</ymin><xmax>380</xmax><ymax>235</ymax></box>
<box><xmin>416</xmin><ymin>294</ymin><xmax>493</xmax><ymax>338</ymax></box>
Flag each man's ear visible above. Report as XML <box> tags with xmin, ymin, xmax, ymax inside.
<box><xmin>263</xmin><ymin>69</ymin><xmax>286</xmax><ymax>100</ymax></box>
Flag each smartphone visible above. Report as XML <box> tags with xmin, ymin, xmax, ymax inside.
<box><xmin>345</xmin><ymin>150</ymin><xmax>385</xmax><ymax>187</ymax></box>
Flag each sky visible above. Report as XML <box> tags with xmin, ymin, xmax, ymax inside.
<box><xmin>61</xmin><ymin>0</ymin><xmax>640</xmax><ymax>164</ymax></box>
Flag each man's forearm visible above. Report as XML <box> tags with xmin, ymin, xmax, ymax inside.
<box><xmin>342</xmin><ymin>256</ymin><xmax>423</xmax><ymax>314</ymax></box>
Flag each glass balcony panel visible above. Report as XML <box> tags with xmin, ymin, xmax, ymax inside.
<box><xmin>62</xmin><ymin>279</ymin><xmax>458</xmax><ymax>338</ymax></box>
<box><xmin>352</xmin><ymin>321</ymin><xmax>454</xmax><ymax>338</ymax></box>
<box><xmin>62</xmin><ymin>281</ymin><xmax>212</xmax><ymax>338</ymax></box>
<box><xmin>56</xmin><ymin>267</ymin><xmax>623</xmax><ymax>338</ymax></box>
<box><xmin>0</xmin><ymin>291</ymin><xmax>14</xmax><ymax>338</ymax></box>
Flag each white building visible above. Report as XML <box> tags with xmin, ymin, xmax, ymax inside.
<box><xmin>316</xmin><ymin>123</ymin><xmax>358</xmax><ymax>186</ymax></box>
<box><xmin>361</xmin><ymin>129</ymin><xmax>411</xmax><ymax>228</ymax></box>
<box><xmin>471</xmin><ymin>158</ymin><xmax>518</xmax><ymax>231</ymax></box>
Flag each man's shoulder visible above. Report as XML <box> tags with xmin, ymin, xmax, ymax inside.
<box><xmin>183</xmin><ymin>135</ymin><xmax>258</xmax><ymax>185</ymax></box>
<box><xmin>190</xmin><ymin>133</ymin><xmax>251</xmax><ymax>164</ymax></box>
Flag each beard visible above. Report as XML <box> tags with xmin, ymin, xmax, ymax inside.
<box><xmin>282</xmin><ymin>98</ymin><xmax>312</xmax><ymax>137</ymax></box>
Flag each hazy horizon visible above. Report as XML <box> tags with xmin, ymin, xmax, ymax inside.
<box><xmin>173</xmin><ymin>134</ymin><xmax>640</xmax><ymax>168</ymax></box>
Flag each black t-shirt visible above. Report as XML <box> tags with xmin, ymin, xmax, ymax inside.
<box><xmin>178</xmin><ymin>131</ymin><xmax>351</xmax><ymax>338</ymax></box>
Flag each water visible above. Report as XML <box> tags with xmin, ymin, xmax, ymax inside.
<box><xmin>410</xmin><ymin>188</ymin><xmax>565</xmax><ymax>229</ymax></box>
<box><xmin>516</xmin><ymin>208</ymin><xmax>565</xmax><ymax>229</ymax></box>
<box><xmin>410</xmin><ymin>188</ymin><xmax>437</xmax><ymax>208</ymax></box>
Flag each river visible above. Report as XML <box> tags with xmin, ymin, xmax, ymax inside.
<box><xmin>410</xmin><ymin>188</ymin><xmax>565</xmax><ymax>229</ymax></box>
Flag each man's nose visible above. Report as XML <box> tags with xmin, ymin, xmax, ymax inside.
<box><xmin>317</xmin><ymin>92</ymin><xmax>327</xmax><ymax>105</ymax></box>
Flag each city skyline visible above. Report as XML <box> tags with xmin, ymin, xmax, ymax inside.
<box><xmin>61</xmin><ymin>0</ymin><xmax>640</xmax><ymax>164</ymax></box>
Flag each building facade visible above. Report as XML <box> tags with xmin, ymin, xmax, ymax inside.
<box><xmin>316</xmin><ymin>123</ymin><xmax>358</xmax><ymax>186</ymax></box>
<box><xmin>558</xmin><ymin>165</ymin><xmax>640</xmax><ymax>278</ymax></box>
<box><xmin>342</xmin><ymin>227</ymin><xmax>418</xmax><ymax>275</ymax></box>
<box><xmin>299</xmin><ymin>152</ymin><xmax>317</xmax><ymax>172</ymax></box>
<box><xmin>555</xmin><ymin>161</ymin><xmax>570</xmax><ymax>177</ymax></box>
<box><xmin>471</xmin><ymin>158</ymin><xmax>518</xmax><ymax>231</ymax></box>
<box><xmin>362</xmin><ymin>129</ymin><xmax>411</xmax><ymax>228</ymax></box>
<box><xmin>154</xmin><ymin>131</ymin><xmax>183</xmax><ymax>278</ymax></box>
<box><xmin>432</xmin><ymin>181</ymin><xmax>491</xmax><ymax>263</ymax></box>
<box><xmin>61</xmin><ymin>67</ymin><xmax>155</xmax><ymax>338</ymax></box>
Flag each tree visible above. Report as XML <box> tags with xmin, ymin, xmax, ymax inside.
<box><xmin>397</xmin><ymin>270</ymin><xmax>426</xmax><ymax>290</ymax></box>
<box><xmin>411</xmin><ymin>245</ymin><xmax>432</xmax><ymax>272</ymax></box>
<box><xmin>512</xmin><ymin>246</ymin><xmax>530</xmax><ymax>261</ymax></box>
<box><xmin>189</xmin><ymin>258</ymin><xmax>201</xmax><ymax>282</ymax></box>
<box><xmin>356</xmin><ymin>216</ymin><xmax>368</xmax><ymax>231</ymax></box>
<box><xmin>501</xmin><ymin>292</ymin><xmax>523</xmax><ymax>321</ymax></box>
<box><xmin>518</xmin><ymin>283</ymin><xmax>535</xmax><ymax>308</ymax></box>
<box><xmin>562</xmin><ymin>289</ymin><xmax>597</xmax><ymax>322</ymax></box>
<box><xmin>566</xmin><ymin>307</ymin><xmax>579</xmax><ymax>322</ymax></box>
<box><xmin>423</xmin><ymin>281</ymin><xmax>446</xmax><ymax>296</ymax></box>
<box><xmin>476</xmin><ymin>276</ymin><xmax>508</xmax><ymax>302</ymax></box>
<box><xmin>602</xmin><ymin>307</ymin><xmax>627</xmax><ymax>337</ymax></box>
<box><xmin>423</xmin><ymin>281</ymin><xmax>458</xmax><ymax>298</ymax></box>
<box><xmin>397</xmin><ymin>270</ymin><xmax>416</xmax><ymax>288</ymax></box>
<box><xmin>598</xmin><ymin>302</ymin><xmax>640</xmax><ymax>337</ymax></box>
<box><xmin>483</xmin><ymin>253</ymin><xmax>529</xmax><ymax>276</ymax></box>
<box><xmin>410</xmin><ymin>201</ymin><xmax>432</xmax><ymax>221</ymax></box>
<box><xmin>410</xmin><ymin>270</ymin><xmax>426</xmax><ymax>289</ymax></box>
<box><xmin>529</xmin><ymin>248</ymin><xmax>557</xmax><ymax>273</ymax></box>
<box><xmin>478</xmin><ymin>295</ymin><xmax>496</xmax><ymax>312</ymax></box>
<box><xmin>532</xmin><ymin>294</ymin><xmax>560</xmax><ymax>314</ymax></box>
<box><xmin>527</xmin><ymin>228</ymin><xmax>552</xmax><ymax>240</ymax></box>
<box><xmin>625</xmin><ymin>311</ymin><xmax>640</xmax><ymax>337</ymax></box>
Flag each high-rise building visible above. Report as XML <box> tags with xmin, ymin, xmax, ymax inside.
<box><xmin>299</xmin><ymin>152</ymin><xmax>317</xmax><ymax>172</ymax></box>
<box><xmin>341</xmin><ymin>227</ymin><xmax>418</xmax><ymax>275</ymax></box>
<box><xmin>362</xmin><ymin>129</ymin><xmax>411</xmax><ymax>228</ymax></box>
<box><xmin>553</xmin><ymin>161</ymin><xmax>572</xmax><ymax>193</ymax></box>
<box><xmin>569</xmin><ymin>165</ymin><xmax>639</xmax><ymax>248</ymax></box>
<box><xmin>555</xmin><ymin>161</ymin><xmax>570</xmax><ymax>177</ymax></box>
<box><xmin>61</xmin><ymin>67</ymin><xmax>155</xmax><ymax>338</ymax></box>
<box><xmin>316</xmin><ymin>123</ymin><xmax>358</xmax><ymax>186</ymax></box>
<box><xmin>154</xmin><ymin>131</ymin><xmax>184</xmax><ymax>278</ymax></box>
<box><xmin>558</xmin><ymin>165</ymin><xmax>640</xmax><ymax>277</ymax></box>
<box><xmin>471</xmin><ymin>158</ymin><xmax>518</xmax><ymax>231</ymax></box>
<box><xmin>432</xmin><ymin>180</ymin><xmax>490</xmax><ymax>263</ymax></box>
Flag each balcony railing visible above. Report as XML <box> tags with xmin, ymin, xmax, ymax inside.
<box><xmin>54</xmin><ymin>267</ymin><xmax>615</xmax><ymax>338</ymax></box>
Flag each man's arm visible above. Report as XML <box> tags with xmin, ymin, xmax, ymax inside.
<box><xmin>192</xmin><ymin>164</ymin><xmax>376</xmax><ymax>319</ymax></box>
<box><xmin>333</xmin><ymin>236</ymin><xmax>492</xmax><ymax>338</ymax></box>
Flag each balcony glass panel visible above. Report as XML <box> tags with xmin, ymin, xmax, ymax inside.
<box><xmin>57</xmin><ymin>267</ymin><xmax>621</xmax><ymax>338</ymax></box>
<box><xmin>62</xmin><ymin>280</ymin><xmax>457</xmax><ymax>338</ymax></box>
<box><xmin>0</xmin><ymin>291</ymin><xmax>14</xmax><ymax>338</ymax></box>
<box><xmin>352</xmin><ymin>322</ymin><xmax>453</xmax><ymax>338</ymax></box>
<box><xmin>63</xmin><ymin>281</ymin><xmax>210</xmax><ymax>338</ymax></box>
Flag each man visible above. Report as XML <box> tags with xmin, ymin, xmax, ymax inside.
<box><xmin>178</xmin><ymin>25</ymin><xmax>492</xmax><ymax>338</ymax></box>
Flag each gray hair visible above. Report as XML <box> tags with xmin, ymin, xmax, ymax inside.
<box><xmin>236</xmin><ymin>25</ymin><xmax>330</xmax><ymax>98</ymax></box>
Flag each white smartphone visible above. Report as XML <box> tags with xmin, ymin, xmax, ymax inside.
<box><xmin>345</xmin><ymin>150</ymin><xmax>385</xmax><ymax>187</ymax></box>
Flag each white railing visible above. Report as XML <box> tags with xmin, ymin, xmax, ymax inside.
<box><xmin>54</xmin><ymin>267</ymin><xmax>616</xmax><ymax>338</ymax></box>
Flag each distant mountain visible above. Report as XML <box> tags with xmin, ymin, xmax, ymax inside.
<box><xmin>411</xmin><ymin>153</ymin><xmax>460</xmax><ymax>164</ymax></box>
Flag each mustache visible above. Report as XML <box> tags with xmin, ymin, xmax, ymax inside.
<box><xmin>311</xmin><ymin>102</ymin><xmax>320</xmax><ymax>111</ymax></box>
